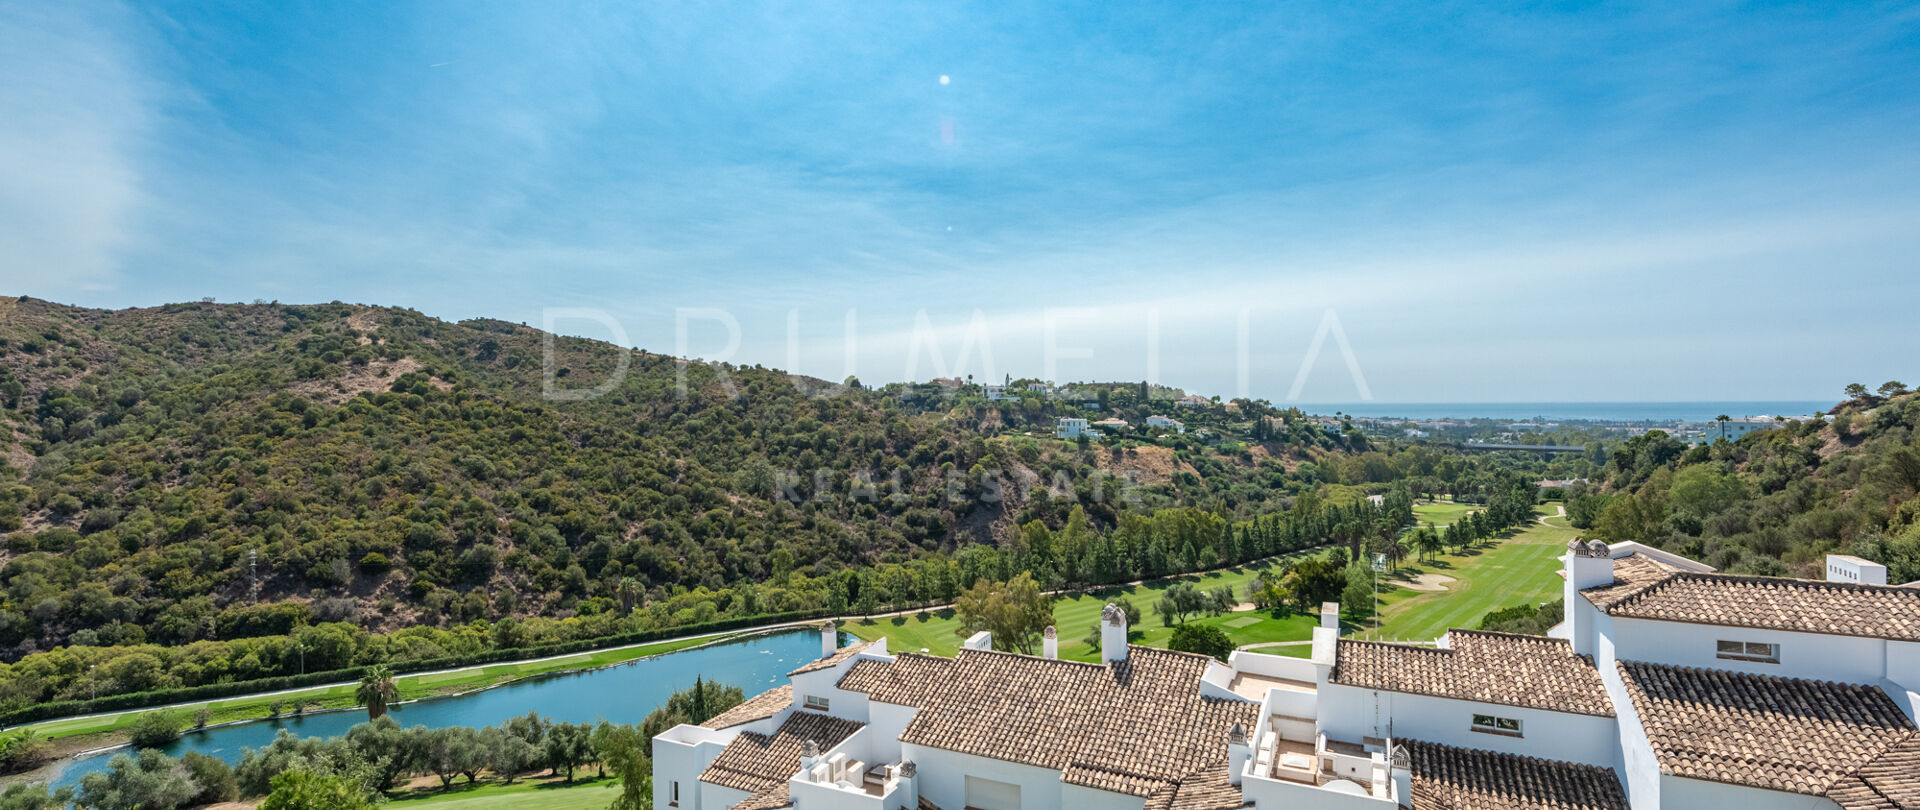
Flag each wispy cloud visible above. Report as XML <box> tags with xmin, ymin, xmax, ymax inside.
<box><xmin>0</xmin><ymin>2</ymin><xmax>157</xmax><ymax>292</ymax></box>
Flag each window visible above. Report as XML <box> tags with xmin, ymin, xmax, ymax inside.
<box><xmin>804</xmin><ymin>694</ymin><xmax>831</xmax><ymax>711</ymax></box>
<box><xmin>1471</xmin><ymin>714</ymin><xmax>1523</xmax><ymax>738</ymax></box>
<box><xmin>670</xmin><ymin>781</ymin><xmax>679</xmax><ymax>807</ymax></box>
<box><xmin>1717</xmin><ymin>640</ymin><xmax>1780</xmax><ymax>663</ymax></box>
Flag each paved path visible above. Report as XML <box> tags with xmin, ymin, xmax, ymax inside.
<box><xmin>1537</xmin><ymin>503</ymin><xmax>1567</xmax><ymax>527</ymax></box>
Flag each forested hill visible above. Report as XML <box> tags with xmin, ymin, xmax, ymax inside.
<box><xmin>0</xmin><ymin>297</ymin><xmax>1370</xmax><ymax>656</ymax></box>
<box><xmin>1573</xmin><ymin>389</ymin><xmax>1920</xmax><ymax>581</ymax></box>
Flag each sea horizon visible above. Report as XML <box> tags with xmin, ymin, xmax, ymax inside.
<box><xmin>1295</xmin><ymin>401</ymin><xmax>1833</xmax><ymax>423</ymax></box>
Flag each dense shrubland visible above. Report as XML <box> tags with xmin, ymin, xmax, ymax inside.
<box><xmin>1574</xmin><ymin>389</ymin><xmax>1920</xmax><ymax>580</ymax></box>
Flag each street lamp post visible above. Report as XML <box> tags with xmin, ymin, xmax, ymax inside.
<box><xmin>89</xmin><ymin>664</ymin><xmax>97</xmax><ymax>701</ymax></box>
<box><xmin>297</xmin><ymin>643</ymin><xmax>305</xmax><ymax>676</ymax></box>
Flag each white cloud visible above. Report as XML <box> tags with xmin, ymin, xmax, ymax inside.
<box><xmin>0</xmin><ymin>2</ymin><xmax>155</xmax><ymax>291</ymax></box>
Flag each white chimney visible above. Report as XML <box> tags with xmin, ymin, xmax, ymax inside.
<box><xmin>1042</xmin><ymin>625</ymin><xmax>1058</xmax><ymax>659</ymax></box>
<box><xmin>821</xmin><ymin>621</ymin><xmax>838</xmax><ymax>659</ymax></box>
<box><xmin>1563</xmin><ymin>539</ymin><xmax>1614</xmax><ymax>656</ymax></box>
<box><xmin>895</xmin><ymin>760</ymin><xmax>918</xmax><ymax>809</ymax></box>
<box><xmin>800</xmin><ymin>738</ymin><xmax>821</xmax><ymax>776</ymax></box>
<box><xmin>1101</xmin><ymin>602</ymin><xmax>1129</xmax><ymax>664</ymax></box>
<box><xmin>1227</xmin><ymin>723</ymin><xmax>1250</xmax><ymax>786</ymax></box>
<box><xmin>1827</xmin><ymin>555</ymin><xmax>1888</xmax><ymax>585</ymax></box>
<box><xmin>1320</xmin><ymin>601</ymin><xmax>1340</xmax><ymax>630</ymax></box>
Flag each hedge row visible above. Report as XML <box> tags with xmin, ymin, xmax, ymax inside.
<box><xmin>0</xmin><ymin>607</ymin><xmax>840</xmax><ymax>729</ymax></box>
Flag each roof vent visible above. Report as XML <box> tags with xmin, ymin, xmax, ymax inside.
<box><xmin>801</xmin><ymin>739</ymin><xmax>819</xmax><ymax>758</ymax></box>
<box><xmin>1043</xmin><ymin>625</ymin><xmax>1057</xmax><ymax>639</ymax></box>
<box><xmin>1228</xmin><ymin>723</ymin><xmax>1248</xmax><ymax>745</ymax></box>
<box><xmin>1102</xmin><ymin>602</ymin><xmax>1127</xmax><ymax>626</ymax></box>
<box><xmin>1567</xmin><ymin>538</ymin><xmax>1586</xmax><ymax>557</ymax></box>
<box><xmin>1586</xmin><ymin>540</ymin><xmax>1610</xmax><ymax>557</ymax></box>
<box><xmin>898</xmin><ymin>760</ymin><xmax>916</xmax><ymax>778</ymax></box>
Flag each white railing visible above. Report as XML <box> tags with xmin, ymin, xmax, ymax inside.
<box><xmin>1230</xmin><ymin>649</ymin><xmax>1319</xmax><ymax>682</ymax></box>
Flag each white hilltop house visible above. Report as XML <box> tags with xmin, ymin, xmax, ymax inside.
<box><xmin>1055</xmin><ymin>417</ymin><xmax>1093</xmax><ymax>440</ymax></box>
<box><xmin>1145</xmin><ymin>415</ymin><xmax>1185</xmax><ymax>434</ymax></box>
<box><xmin>655</xmin><ymin>542</ymin><xmax>1920</xmax><ymax>810</ymax></box>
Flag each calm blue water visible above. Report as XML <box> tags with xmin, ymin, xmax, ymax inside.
<box><xmin>36</xmin><ymin>629</ymin><xmax>826</xmax><ymax>792</ymax></box>
<box><xmin>1305</xmin><ymin>401</ymin><xmax>1831</xmax><ymax>422</ymax></box>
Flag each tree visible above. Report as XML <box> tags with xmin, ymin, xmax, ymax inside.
<box><xmin>1846</xmin><ymin>382</ymin><xmax>1871</xmax><ymax>401</ymax></box>
<box><xmin>260</xmin><ymin>769</ymin><xmax>374</xmax><ymax>810</ymax></box>
<box><xmin>952</xmin><ymin>573</ymin><xmax>1054</xmax><ymax>655</ymax></box>
<box><xmin>425</xmin><ymin>726</ymin><xmax>486</xmax><ymax>787</ymax></box>
<box><xmin>1341</xmin><ymin>563</ymin><xmax>1374</xmax><ymax>619</ymax></box>
<box><xmin>0</xmin><ymin>783</ymin><xmax>73</xmax><ymax>810</ymax></box>
<box><xmin>77</xmin><ymin>750</ymin><xmax>198</xmax><ymax>810</ymax></box>
<box><xmin>1168</xmin><ymin>624</ymin><xmax>1235</xmax><ymax>661</ymax></box>
<box><xmin>356</xmin><ymin>665</ymin><xmax>399</xmax><ymax>721</ymax></box>
<box><xmin>482</xmin><ymin>726</ymin><xmax>543</xmax><ymax>784</ymax></box>
<box><xmin>1412</xmin><ymin>526</ymin><xmax>1443</xmax><ymax>561</ymax></box>
<box><xmin>594</xmin><ymin>722</ymin><xmax>652</xmax><ymax>810</ymax></box>
<box><xmin>1154</xmin><ymin>582</ymin><xmax>1208</xmax><ymax>626</ymax></box>
<box><xmin>180</xmin><ymin>751</ymin><xmax>239</xmax><ymax>806</ymax></box>
<box><xmin>543</xmin><ymin>721</ymin><xmax>595</xmax><ymax>781</ymax></box>
<box><xmin>617</xmin><ymin>577</ymin><xmax>643</xmax><ymax>614</ymax></box>
<box><xmin>1880</xmin><ymin>381</ymin><xmax>1909</xmax><ymax>399</ymax></box>
<box><xmin>126</xmin><ymin>711</ymin><xmax>184</xmax><ymax>749</ymax></box>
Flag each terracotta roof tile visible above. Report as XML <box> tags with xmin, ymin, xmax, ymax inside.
<box><xmin>1617</xmin><ymin>660</ymin><xmax>1917</xmax><ymax>796</ymax></box>
<box><xmin>787</xmin><ymin>640</ymin><xmax>878</xmax><ymax>676</ymax></box>
<box><xmin>701</xmin><ymin>684</ymin><xmax>792</xmax><ymax>730</ymax></box>
<box><xmin>1140</xmin><ymin>759</ymin><xmax>1244</xmax><ymax>810</ymax></box>
<box><xmin>1579</xmin><ymin>554</ymin><xmax>1681</xmax><ymax>609</ymax></box>
<box><xmin>1331</xmin><ymin>631</ymin><xmax>1614</xmax><ymax>717</ymax></box>
<box><xmin>1605</xmin><ymin>573</ymin><xmax>1920</xmax><ymax>641</ymax></box>
<box><xmin>730</xmin><ymin>785</ymin><xmax>791</xmax><ymax>810</ymax></box>
<box><xmin>1828</xmin><ymin>736</ymin><xmax>1920</xmax><ymax>809</ymax></box>
<box><xmin>1402</xmin><ymin>739</ymin><xmax>1628</xmax><ymax>810</ymax></box>
<box><xmin>699</xmin><ymin>711</ymin><xmax>865</xmax><ymax>794</ymax></box>
<box><xmin>896</xmin><ymin>645</ymin><xmax>1258</xmax><ymax>798</ymax></box>
<box><xmin>836</xmin><ymin>653</ymin><xmax>953</xmax><ymax>705</ymax></box>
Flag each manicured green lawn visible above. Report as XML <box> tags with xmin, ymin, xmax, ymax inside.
<box><xmin>24</xmin><ymin>634</ymin><xmax>733</xmax><ymax>742</ymax></box>
<box><xmin>848</xmin><ymin>551</ymin><xmax>1328</xmax><ymax>662</ymax></box>
<box><xmin>1367</xmin><ymin>505</ymin><xmax>1572</xmax><ymax>642</ymax></box>
<box><xmin>1411</xmin><ymin>500</ymin><xmax>1479</xmax><ymax>528</ymax></box>
<box><xmin>388</xmin><ymin>776</ymin><xmax>623</xmax><ymax>809</ymax></box>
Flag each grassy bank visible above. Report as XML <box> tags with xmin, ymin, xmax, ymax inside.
<box><xmin>387</xmin><ymin>775</ymin><xmax>623</xmax><ymax>809</ymax></box>
<box><xmin>847</xmin><ymin>549</ymin><xmax>1329</xmax><ymax>661</ymax></box>
<box><xmin>19</xmin><ymin>633</ymin><xmax>734</xmax><ymax>747</ymax></box>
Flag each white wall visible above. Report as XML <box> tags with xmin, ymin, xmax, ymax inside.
<box><xmin>1657</xmin><ymin>774</ymin><xmax>1839</xmax><ymax>810</ymax></box>
<box><xmin>902</xmin><ymin>744</ymin><xmax>1143</xmax><ymax>810</ymax></box>
<box><xmin>1608</xmin><ymin>617</ymin><xmax>1887</xmax><ymax>685</ymax></box>
<box><xmin>1240</xmin><ymin>771</ymin><xmax>1394</xmax><ymax>810</ymax></box>
<box><xmin>866</xmin><ymin>701</ymin><xmax>917</xmax><ymax>766</ymax></box>
<box><xmin>1317</xmin><ymin>683</ymin><xmax>1619</xmax><ymax>770</ymax></box>
<box><xmin>652</xmin><ymin>724</ymin><xmax>738</xmax><ymax>810</ymax></box>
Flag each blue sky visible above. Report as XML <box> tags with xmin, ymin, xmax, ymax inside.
<box><xmin>3</xmin><ymin>1</ymin><xmax>1918</xmax><ymax>402</ymax></box>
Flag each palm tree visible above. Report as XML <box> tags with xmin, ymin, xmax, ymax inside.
<box><xmin>616</xmin><ymin>577</ymin><xmax>642</xmax><ymax>614</ymax></box>
<box><xmin>357</xmin><ymin>665</ymin><xmax>399</xmax><ymax>721</ymax></box>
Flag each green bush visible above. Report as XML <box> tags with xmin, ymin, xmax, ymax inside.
<box><xmin>126</xmin><ymin>711</ymin><xmax>183</xmax><ymax>749</ymax></box>
<box><xmin>1167</xmin><ymin>623</ymin><xmax>1235</xmax><ymax>662</ymax></box>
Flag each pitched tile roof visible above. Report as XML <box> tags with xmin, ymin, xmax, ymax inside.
<box><xmin>701</xmin><ymin>684</ymin><xmax>792</xmax><ymax>730</ymax></box>
<box><xmin>1603</xmin><ymin>572</ymin><xmax>1920</xmax><ymax>641</ymax></box>
<box><xmin>731</xmin><ymin>785</ymin><xmax>791</xmax><ymax>810</ymax></box>
<box><xmin>837</xmin><ymin>653</ymin><xmax>955</xmax><ymax>705</ymax></box>
<box><xmin>1617</xmin><ymin>660</ymin><xmax>1918</xmax><ymax>796</ymax></box>
<box><xmin>699</xmin><ymin>711</ymin><xmax>865</xmax><ymax>794</ymax></box>
<box><xmin>895</xmin><ymin>645</ymin><xmax>1258</xmax><ymax>798</ymax></box>
<box><xmin>1402</xmin><ymin>739</ymin><xmax>1628</xmax><ymax>810</ymax></box>
<box><xmin>1140</xmin><ymin>759</ymin><xmax>1243</xmax><ymax>810</ymax></box>
<box><xmin>1826</xmin><ymin>737</ymin><xmax>1920</xmax><ymax>810</ymax></box>
<box><xmin>1578</xmin><ymin>553</ymin><xmax>1682</xmax><ymax>609</ymax></box>
<box><xmin>1331</xmin><ymin>631</ymin><xmax>1614</xmax><ymax>717</ymax></box>
<box><xmin>787</xmin><ymin>640</ymin><xmax>878</xmax><ymax>676</ymax></box>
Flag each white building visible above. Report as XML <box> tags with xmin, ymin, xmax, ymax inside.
<box><xmin>1092</xmin><ymin>418</ymin><xmax>1128</xmax><ymax>431</ymax></box>
<box><xmin>1055</xmin><ymin>418</ymin><xmax>1090</xmax><ymax>440</ymax></box>
<box><xmin>1176</xmin><ymin>394</ymin><xmax>1211</xmax><ymax>408</ymax></box>
<box><xmin>1145</xmin><ymin>415</ymin><xmax>1184</xmax><ymax>434</ymax></box>
<box><xmin>656</xmin><ymin>547</ymin><xmax>1920</xmax><ymax>810</ymax></box>
<box><xmin>1696</xmin><ymin>418</ymin><xmax>1779</xmax><ymax>444</ymax></box>
<box><xmin>984</xmin><ymin>385</ymin><xmax>1012</xmax><ymax>402</ymax></box>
